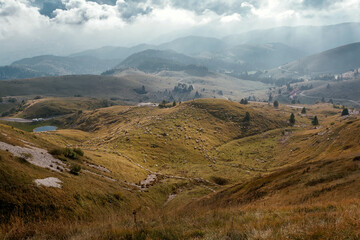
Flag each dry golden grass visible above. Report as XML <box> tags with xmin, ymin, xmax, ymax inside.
<box><xmin>0</xmin><ymin>99</ymin><xmax>359</xmax><ymax>239</ymax></box>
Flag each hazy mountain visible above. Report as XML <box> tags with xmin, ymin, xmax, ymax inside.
<box><xmin>70</xmin><ymin>44</ymin><xmax>155</xmax><ymax>60</ymax></box>
<box><xmin>158</xmin><ymin>36</ymin><xmax>226</xmax><ymax>56</ymax></box>
<box><xmin>11</xmin><ymin>55</ymin><xmax>120</xmax><ymax>76</ymax></box>
<box><xmin>282</xmin><ymin>42</ymin><xmax>360</xmax><ymax>74</ymax></box>
<box><xmin>104</xmin><ymin>49</ymin><xmax>246</xmax><ymax>75</ymax></box>
<box><xmin>0</xmin><ymin>66</ymin><xmax>47</xmax><ymax>80</ymax></box>
<box><xmin>215</xmin><ymin>42</ymin><xmax>305</xmax><ymax>70</ymax></box>
<box><xmin>223</xmin><ymin>22</ymin><xmax>360</xmax><ymax>54</ymax></box>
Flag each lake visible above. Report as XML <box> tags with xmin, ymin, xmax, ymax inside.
<box><xmin>33</xmin><ymin>126</ymin><xmax>58</xmax><ymax>132</ymax></box>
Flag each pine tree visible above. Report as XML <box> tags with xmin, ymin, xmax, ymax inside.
<box><xmin>341</xmin><ymin>108</ymin><xmax>349</xmax><ymax>116</ymax></box>
<box><xmin>289</xmin><ymin>113</ymin><xmax>295</xmax><ymax>126</ymax></box>
<box><xmin>301</xmin><ymin>107</ymin><xmax>306</xmax><ymax>114</ymax></box>
<box><xmin>312</xmin><ymin>116</ymin><xmax>319</xmax><ymax>125</ymax></box>
<box><xmin>195</xmin><ymin>91</ymin><xmax>201</xmax><ymax>98</ymax></box>
<box><xmin>172</xmin><ymin>101</ymin><xmax>176</xmax><ymax>107</ymax></box>
<box><xmin>273</xmin><ymin>100</ymin><xmax>279</xmax><ymax>108</ymax></box>
<box><xmin>159</xmin><ymin>100</ymin><xmax>167</xmax><ymax>108</ymax></box>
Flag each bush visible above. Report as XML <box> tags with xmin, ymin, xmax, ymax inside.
<box><xmin>73</xmin><ymin>148</ymin><xmax>84</xmax><ymax>156</ymax></box>
<box><xmin>211</xmin><ymin>176</ymin><xmax>229</xmax><ymax>185</ymax></box>
<box><xmin>49</xmin><ymin>148</ymin><xmax>64</xmax><ymax>156</ymax></box>
<box><xmin>64</xmin><ymin>148</ymin><xmax>78</xmax><ymax>159</ymax></box>
<box><xmin>49</xmin><ymin>147</ymin><xmax>84</xmax><ymax>159</ymax></box>
<box><xmin>70</xmin><ymin>164</ymin><xmax>81</xmax><ymax>175</ymax></box>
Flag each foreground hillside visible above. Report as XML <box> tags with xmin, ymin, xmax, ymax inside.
<box><xmin>0</xmin><ymin>99</ymin><xmax>359</xmax><ymax>239</ymax></box>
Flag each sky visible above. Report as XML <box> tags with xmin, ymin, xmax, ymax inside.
<box><xmin>1</xmin><ymin>0</ymin><xmax>360</xmax><ymax>64</ymax></box>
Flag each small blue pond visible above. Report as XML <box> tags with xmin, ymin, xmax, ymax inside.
<box><xmin>33</xmin><ymin>126</ymin><xmax>58</xmax><ymax>132</ymax></box>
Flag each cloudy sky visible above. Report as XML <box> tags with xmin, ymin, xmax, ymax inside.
<box><xmin>1</xmin><ymin>0</ymin><xmax>360</xmax><ymax>64</ymax></box>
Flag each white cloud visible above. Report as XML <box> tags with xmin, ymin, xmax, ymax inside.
<box><xmin>220</xmin><ymin>13</ymin><xmax>242</xmax><ymax>23</ymax></box>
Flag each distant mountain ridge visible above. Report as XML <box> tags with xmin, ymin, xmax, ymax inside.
<box><xmin>2</xmin><ymin>22</ymin><xmax>360</xmax><ymax>80</ymax></box>
<box><xmin>0</xmin><ymin>55</ymin><xmax>121</xmax><ymax>80</ymax></box>
<box><xmin>223</xmin><ymin>22</ymin><xmax>360</xmax><ymax>54</ymax></box>
<box><xmin>282</xmin><ymin>42</ymin><xmax>360</xmax><ymax>74</ymax></box>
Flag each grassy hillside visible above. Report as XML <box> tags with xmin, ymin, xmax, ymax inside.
<box><xmin>300</xmin><ymin>77</ymin><xmax>360</xmax><ymax>105</ymax></box>
<box><xmin>0</xmin><ymin>99</ymin><xmax>359</xmax><ymax>239</ymax></box>
<box><xmin>0</xmin><ymin>70</ymin><xmax>270</xmax><ymax>104</ymax></box>
<box><xmin>0</xmin><ymin>75</ymin><xmax>147</xmax><ymax>100</ymax></box>
<box><xmin>17</xmin><ymin>97</ymin><xmax>120</xmax><ymax>119</ymax></box>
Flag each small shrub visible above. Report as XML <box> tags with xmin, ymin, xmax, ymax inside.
<box><xmin>70</xmin><ymin>164</ymin><xmax>81</xmax><ymax>175</ymax></box>
<box><xmin>64</xmin><ymin>148</ymin><xmax>78</xmax><ymax>159</ymax></box>
<box><xmin>50</xmin><ymin>148</ymin><xmax>83</xmax><ymax>159</ymax></box>
<box><xmin>49</xmin><ymin>148</ymin><xmax>64</xmax><ymax>156</ymax></box>
<box><xmin>73</xmin><ymin>148</ymin><xmax>84</xmax><ymax>157</ymax></box>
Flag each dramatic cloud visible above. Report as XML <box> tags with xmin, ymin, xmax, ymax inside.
<box><xmin>0</xmin><ymin>0</ymin><xmax>360</xmax><ymax>64</ymax></box>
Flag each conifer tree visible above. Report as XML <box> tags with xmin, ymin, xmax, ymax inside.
<box><xmin>341</xmin><ymin>108</ymin><xmax>349</xmax><ymax>116</ymax></box>
<box><xmin>312</xmin><ymin>116</ymin><xmax>319</xmax><ymax>125</ymax></box>
<box><xmin>273</xmin><ymin>100</ymin><xmax>279</xmax><ymax>108</ymax></box>
<box><xmin>301</xmin><ymin>107</ymin><xmax>306</xmax><ymax>114</ymax></box>
<box><xmin>289</xmin><ymin>113</ymin><xmax>295</xmax><ymax>126</ymax></box>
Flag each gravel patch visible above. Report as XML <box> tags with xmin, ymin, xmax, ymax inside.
<box><xmin>34</xmin><ymin>177</ymin><xmax>62</xmax><ymax>188</ymax></box>
<box><xmin>0</xmin><ymin>141</ymin><xmax>66</xmax><ymax>172</ymax></box>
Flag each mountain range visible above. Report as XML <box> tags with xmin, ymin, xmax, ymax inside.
<box><xmin>2</xmin><ymin>22</ymin><xmax>360</xmax><ymax>81</ymax></box>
